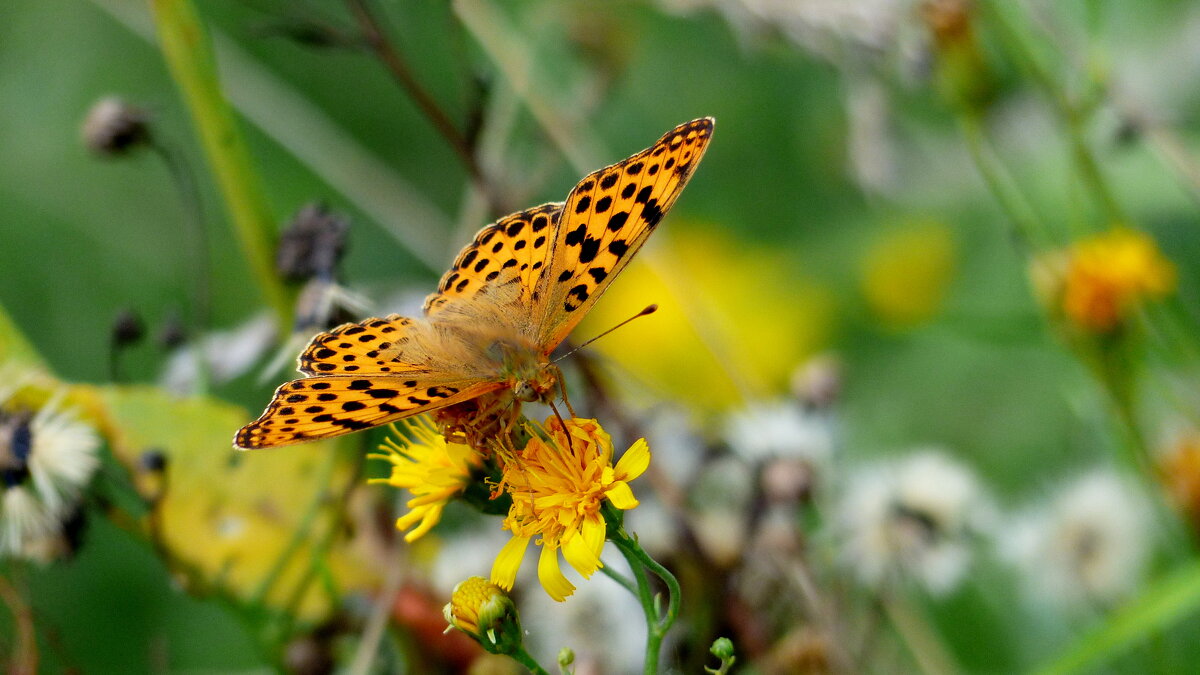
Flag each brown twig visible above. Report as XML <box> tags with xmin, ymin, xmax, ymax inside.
<box><xmin>343</xmin><ymin>0</ymin><xmax>501</xmax><ymax>215</ymax></box>
<box><xmin>0</xmin><ymin>574</ymin><xmax>38</xmax><ymax>675</ymax></box>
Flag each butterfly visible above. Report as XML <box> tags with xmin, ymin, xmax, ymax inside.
<box><xmin>235</xmin><ymin>118</ymin><xmax>714</xmax><ymax>449</ymax></box>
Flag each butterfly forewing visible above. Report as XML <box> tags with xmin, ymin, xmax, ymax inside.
<box><xmin>533</xmin><ymin>118</ymin><xmax>714</xmax><ymax>347</ymax></box>
<box><xmin>236</xmin><ymin>376</ymin><xmax>501</xmax><ymax>448</ymax></box>
<box><xmin>424</xmin><ymin>203</ymin><xmax>564</xmax><ymax>315</ymax></box>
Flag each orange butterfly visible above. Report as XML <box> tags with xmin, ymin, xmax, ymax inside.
<box><xmin>235</xmin><ymin>118</ymin><xmax>714</xmax><ymax>449</ymax></box>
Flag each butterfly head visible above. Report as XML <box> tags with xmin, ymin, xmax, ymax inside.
<box><xmin>512</xmin><ymin>365</ymin><xmax>558</xmax><ymax>403</ymax></box>
<box><xmin>485</xmin><ymin>338</ymin><xmax>558</xmax><ymax>403</ymax></box>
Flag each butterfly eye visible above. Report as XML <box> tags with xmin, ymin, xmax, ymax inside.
<box><xmin>514</xmin><ymin>381</ymin><xmax>538</xmax><ymax>402</ymax></box>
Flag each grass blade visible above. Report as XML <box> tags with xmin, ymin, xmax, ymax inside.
<box><xmin>1033</xmin><ymin>560</ymin><xmax>1200</xmax><ymax>675</ymax></box>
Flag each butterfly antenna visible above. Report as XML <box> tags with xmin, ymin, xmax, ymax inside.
<box><xmin>552</xmin><ymin>304</ymin><xmax>658</xmax><ymax>364</ymax></box>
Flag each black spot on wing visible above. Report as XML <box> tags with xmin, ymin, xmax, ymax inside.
<box><xmin>565</xmin><ymin>224</ymin><xmax>586</xmax><ymax>246</ymax></box>
<box><xmin>578</xmin><ymin>237</ymin><xmax>601</xmax><ymax>264</ymax></box>
<box><xmin>642</xmin><ymin>199</ymin><xmax>665</xmax><ymax>229</ymax></box>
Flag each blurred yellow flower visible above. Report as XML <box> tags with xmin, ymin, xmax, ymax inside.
<box><xmin>370</xmin><ymin>416</ymin><xmax>482</xmax><ymax>542</ymax></box>
<box><xmin>861</xmin><ymin>221</ymin><xmax>957</xmax><ymax>327</ymax></box>
<box><xmin>581</xmin><ymin>228</ymin><xmax>834</xmax><ymax>410</ymax></box>
<box><xmin>491</xmin><ymin>418</ymin><xmax>648</xmax><ymax>601</ymax></box>
<box><xmin>1159</xmin><ymin>430</ymin><xmax>1200</xmax><ymax>539</ymax></box>
<box><xmin>1059</xmin><ymin>228</ymin><xmax>1175</xmax><ymax>332</ymax></box>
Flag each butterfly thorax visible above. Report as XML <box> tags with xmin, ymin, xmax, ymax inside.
<box><xmin>486</xmin><ymin>339</ymin><xmax>555</xmax><ymax>402</ymax></box>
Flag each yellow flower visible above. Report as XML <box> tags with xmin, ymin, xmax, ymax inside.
<box><xmin>369</xmin><ymin>416</ymin><xmax>481</xmax><ymax>542</ymax></box>
<box><xmin>1058</xmin><ymin>228</ymin><xmax>1175</xmax><ymax>332</ymax></box>
<box><xmin>443</xmin><ymin>576</ymin><xmax>522</xmax><ymax>654</ymax></box>
<box><xmin>491</xmin><ymin>418</ymin><xmax>649</xmax><ymax>601</ymax></box>
<box><xmin>861</xmin><ymin>221</ymin><xmax>957</xmax><ymax>328</ymax></box>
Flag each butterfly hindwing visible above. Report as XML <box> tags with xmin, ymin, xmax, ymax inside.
<box><xmin>534</xmin><ymin>118</ymin><xmax>714</xmax><ymax>346</ymax></box>
<box><xmin>298</xmin><ymin>314</ymin><xmax>424</xmax><ymax>376</ymax></box>
<box><xmin>236</xmin><ymin>376</ymin><xmax>502</xmax><ymax>449</ymax></box>
<box><xmin>424</xmin><ymin>203</ymin><xmax>564</xmax><ymax>315</ymax></box>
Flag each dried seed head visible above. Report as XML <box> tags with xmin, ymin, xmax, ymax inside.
<box><xmin>791</xmin><ymin>354</ymin><xmax>842</xmax><ymax>409</ymax></box>
<box><xmin>0</xmin><ymin>412</ymin><xmax>33</xmax><ymax>488</ymax></box>
<box><xmin>276</xmin><ymin>203</ymin><xmax>350</xmax><ymax>282</ymax></box>
<box><xmin>111</xmin><ymin>308</ymin><xmax>146</xmax><ymax>348</ymax></box>
<box><xmin>82</xmin><ymin>97</ymin><xmax>150</xmax><ymax>156</ymax></box>
<box><xmin>138</xmin><ymin>449</ymin><xmax>168</xmax><ymax>473</ymax></box>
<box><xmin>283</xmin><ymin>635</ymin><xmax>334</xmax><ymax>675</ymax></box>
<box><xmin>157</xmin><ymin>310</ymin><xmax>187</xmax><ymax>350</ymax></box>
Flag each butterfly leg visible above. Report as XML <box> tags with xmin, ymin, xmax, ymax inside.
<box><xmin>550</xmin><ymin>364</ymin><xmax>578</xmax><ymax>418</ymax></box>
<box><xmin>547</xmin><ymin>400</ymin><xmax>576</xmax><ymax>453</ymax></box>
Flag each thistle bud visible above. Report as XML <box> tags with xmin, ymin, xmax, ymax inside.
<box><xmin>111</xmin><ymin>308</ymin><xmax>146</xmax><ymax>348</ymax></box>
<box><xmin>81</xmin><ymin>97</ymin><xmax>151</xmax><ymax>156</ymax></box>
<box><xmin>443</xmin><ymin>576</ymin><xmax>523</xmax><ymax>655</ymax></box>
<box><xmin>276</xmin><ymin>203</ymin><xmax>350</xmax><ymax>282</ymax></box>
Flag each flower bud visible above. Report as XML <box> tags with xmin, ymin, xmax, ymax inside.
<box><xmin>81</xmin><ymin>97</ymin><xmax>151</xmax><ymax>156</ymax></box>
<box><xmin>921</xmin><ymin>0</ymin><xmax>997</xmax><ymax>115</ymax></box>
<box><xmin>710</xmin><ymin>637</ymin><xmax>735</xmax><ymax>661</ymax></box>
<box><xmin>443</xmin><ymin>576</ymin><xmax>523</xmax><ymax>655</ymax></box>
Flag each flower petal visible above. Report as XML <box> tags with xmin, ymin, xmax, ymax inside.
<box><xmin>399</xmin><ymin>504</ymin><xmax>442</xmax><ymax>542</ymax></box>
<box><xmin>582</xmin><ymin>515</ymin><xmax>606</xmax><ymax>560</ymax></box>
<box><xmin>605</xmin><ymin>481</ymin><xmax>640</xmax><ymax>510</ymax></box>
<box><xmin>562</xmin><ymin>529</ymin><xmax>602</xmax><ymax>579</ymax></box>
<box><xmin>537</xmin><ymin>543</ymin><xmax>576</xmax><ymax>602</ymax></box>
<box><xmin>491</xmin><ymin>535</ymin><xmax>530</xmax><ymax>591</ymax></box>
<box><xmin>614</xmin><ymin>439</ymin><xmax>650</xmax><ymax>481</ymax></box>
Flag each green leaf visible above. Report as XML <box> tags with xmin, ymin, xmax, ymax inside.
<box><xmin>81</xmin><ymin>384</ymin><xmax>376</xmax><ymax>621</ymax></box>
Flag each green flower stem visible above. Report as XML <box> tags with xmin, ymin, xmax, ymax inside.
<box><xmin>879</xmin><ymin>588</ymin><xmax>961</xmax><ymax>675</ymax></box>
<box><xmin>150</xmin><ymin>0</ymin><xmax>293</xmax><ymax>327</ymax></box>
<box><xmin>598</xmin><ymin>561</ymin><xmax>638</xmax><ymax>596</ymax></box>
<box><xmin>248</xmin><ymin>439</ymin><xmax>342</xmax><ymax>608</ymax></box>
<box><xmin>511</xmin><ymin>645</ymin><xmax>552</xmax><ymax>675</ymax></box>
<box><xmin>959</xmin><ymin>115</ymin><xmax>1047</xmax><ymax>251</ymax></box>
<box><xmin>605</xmin><ymin>504</ymin><xmax>681</xmax><ymax>675</ymax></box>
<box><xmin>980</xmin><ymin>0</ymin><xmax>1127</xmax><ymax>226</ymax></box>
<box><xmin>274</xmin><ymin>440</ymin><xmax>365</xmax><ymax>641</ymax></box>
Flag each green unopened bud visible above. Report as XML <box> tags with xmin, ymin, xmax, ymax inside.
<box><xmin>443</xmin><ymin>576</ymin><xmax>523</xmax><ymax>655</ymax></box>
<box><xmin>706</xmin><ymin>637</ymin><xmax>737</xmax><ymax>674</ymax></box>
<box><xmin>557</xmin><ymin>647</ymin><xmax>575</xmax><ymax>672</ymax></box>
<box><xmin>710</xmin><ymin>637</ymin><xmax>735</xmax><ymax>660</ymax></box>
